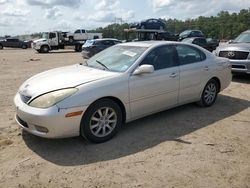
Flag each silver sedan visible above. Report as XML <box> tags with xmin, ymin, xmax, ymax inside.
<box><xmin>14</xmin><ymin>41</ymin><xmax>232</xmax><ymax>143</ymax></box>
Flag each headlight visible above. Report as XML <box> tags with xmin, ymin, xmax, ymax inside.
<box><xmin>29</xmin><ymin>88</ymin><xmax>78</xmax><ymax>108</ymax></box>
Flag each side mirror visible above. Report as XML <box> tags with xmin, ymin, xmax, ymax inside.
<box><xmin>133</xmin><ymin>64</ymin><xmax>154</xmax><ymax>75</ymax></box>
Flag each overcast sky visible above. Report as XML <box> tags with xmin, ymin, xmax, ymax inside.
<box><xmin>0</xmin><ymin>0</ymin><xmax>249</xmax><ymax>36</ymax></box>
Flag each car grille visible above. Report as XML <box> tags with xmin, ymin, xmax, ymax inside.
<box><xmin>219</xmin><ymin>51</ymin><xmax>249</xmax><ymax>60</ymax></box>
<box><xmin>20</xmin><ymin>94</ymin><xmax>32</xmax><ymax>104</ymax></box>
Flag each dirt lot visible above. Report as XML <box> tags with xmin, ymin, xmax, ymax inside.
<box><xmin>0</xmin><ymin>49</ymin><xmax>249</xmax><ymax>188</ymax></box>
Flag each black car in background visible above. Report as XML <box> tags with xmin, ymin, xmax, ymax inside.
<box><xmin>178</xmin><ymin>30</ymin><xmax>205</xmax><ymax>41</ymax></box>
<box><xmin>0</xmin><ymin>38</ymin><xmax>29</xmax><ymax>49</ymax></box>
<box><xmin>130</xmin><ymin>19</ymin><xmax>166</xmax><ymax>30</ymax></box>
<box><xmin>182</xmin><ymin>37</ymin><xmax>216</xmax><ymax>52</ymax></box>
<box><xmin>81</xmin><ymin>38</ymin><xmax>121</xmax><ymax>59</ymax></box>
<box><xmin>156</xmin><ymin>31</ymin><xmax>178</xmax><ymax>41</ymax></box>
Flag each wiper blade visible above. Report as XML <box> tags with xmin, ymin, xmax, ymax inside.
<box><xmin>96</xmin><ymin>60</ymin><xmax>109</xmax><ymax>70</ymax></box>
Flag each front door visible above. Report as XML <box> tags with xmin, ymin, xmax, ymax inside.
<box><xmin>129</xmin><ymin>45</ymin><xmax>180</xmax><ymax>119</ymax></box>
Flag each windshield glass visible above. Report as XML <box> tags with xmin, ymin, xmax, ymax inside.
<box><xmin>83</xmin><ymin>40</ymin><xmax>94</xmax><ymax>47</ymax></box>
<box><xmin>86</xmin><ymin>45</ymin><xmax>147</xmax><ymax>72</ymax></box>
<box><xmin>42</xmin><ymin>33</ymin><xmax>49</xmax><ymax>39</ymax></box>
<box><xmin>182</xmin><ymin>38</ymin><xmax>193</xmax><ymax>43</ymax></box>
<box><xmin>233</xmin><ymin>33</ymin><xmax>250</xmax><ymax>43</ymax></box>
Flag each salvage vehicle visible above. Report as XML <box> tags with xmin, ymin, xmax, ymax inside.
<box><xmin>66</xmin><ymin>29</ymin><xmax>103</xmax><ymax>43</ymax></box>
<box><xmin>182</xmin><ymin>37</ymin><xmax>216</xmax><ymax>52</ymax></box>
<box><xmin>130</xmin><ymin>19</ymin><xmax>166</xmax><ymax>30</ymax></box>
<box><xmin>214</xmin><ymin>30</ymin><xmax>250</xmax><ymax>74</ymax></box>
<box><xmin>0</xmin><ymin>38</ymin><xmax>28</xmax><ymax>49</ymax></box>
<box><xmin>179</xmin><ymin>30</ymin><xmax>205</xmax><ymax>41</ymax></box>
<box><xmin>32</xmin><ymin>31</ymin><xmax>84</xmax><ymax>53</ymax></box>
<box><xmin>14</xmin><ymin>41</ymin><xmax>232</xmax><ymax>143</ymax></box>
<box><xmin>82</xmin><ymin>38</ymin><xmax>121</xmax><ymax>59</ymax></box>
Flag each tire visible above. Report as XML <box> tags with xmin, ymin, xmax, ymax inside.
<box><xmin>41</xmin><ymin>45</ymin><xmax>49</xmax><ymax>53</ymax></box>
<box><xmin>21</xmin><ymin>44</ymin><xmax>27</xmax><ymax>49</ymax></box>
<box><xmin>80</xmin><ymin>99</ymin><xmax>122</xmax><ymax>143</ymax></box>
<box><xmin>69</xmin><ymin>37</ymin><xmax>74</xmax><ymax>43</ymax></box>
<box><xmin>0</xmin><ymin>44</ymin><xmax>3</xmax><ymax>50</ymax></box>
<box><xmin>197</xmin><ymin>79</ymin><xmax>219</xmax><ymax>107</ymax></box>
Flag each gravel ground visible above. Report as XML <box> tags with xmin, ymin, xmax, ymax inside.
<box><xmin>0</xmin><ymin>48</ymin><xmax>249</xmax><ymax>188</ymax></box>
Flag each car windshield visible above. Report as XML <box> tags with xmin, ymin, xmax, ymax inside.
<box><xmin>86</xmin><ymin>45</ymin><xmax>147</xmax><ymax>72</ymax></box>
<box><xmin>180</xmin><ymin>30</ymin><xmax>190</xmax><ymax>37</ymax></box>
<box><xmin>233</xmin><ymin>33</ymin><xmax>250</xmax><ymax>43</ymax></box>
<box><xmin>83</xmin><ymin>40</ymin><xmax>94</xmax><ymax>47</ymax></box>
<box><xmin>42</xmin><ymin>33</ymin><xmax>49</xmax><ymax>39</ymax></box>
<box><xmin>182</xmin><ymin>38</ymin><xmax>193</xmax><ymax>43</ymax></box>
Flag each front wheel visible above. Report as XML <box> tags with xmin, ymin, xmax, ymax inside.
<box><xmin>41</xmin><ymin>45</ymin><xmax>49</xmax><ymax>53</ymax></box>
<box><xmin>197</xmin><ymin>79</ymin><xmax>219</xmax><ymax>107</ymax></box>
<box><xmin>80</xmin><ymin>99</ymin><xmax>122</xmax><ymax>143</ymax></box>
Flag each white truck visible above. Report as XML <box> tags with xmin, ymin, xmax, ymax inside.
<box><xmin>32</xmin><ymin>31</ymin><xmax>84</xmax><ymax>53</ymax></box>
<box><xmin>66</xmin><ymin>29</ymin><xmax>102</xmax><ymax>43</ymax></box>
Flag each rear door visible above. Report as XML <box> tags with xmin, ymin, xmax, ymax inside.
<box><xmin>175</xmin><ymin>44</ymin><xmax>210</xmax><ymax>104</ymax></box>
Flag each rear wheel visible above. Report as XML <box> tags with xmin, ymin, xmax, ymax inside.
<box><xmin>21</xmin><ymin>44</ymin><xmax>27</xmax><ymax>49</ymax></box>
<box><xmin>0</xmin><ymin>44</ymin><xmax>3</xmax><ymax>49</ymax></box>
<box><xmin>80</xmin><ymin>99</ymin><xmax>122</xmax><ymax>143</ymax></box>
<box><xmin>197</xmin><ymin>79</ymin><xmax>219</xmax><ymax>107</ymax></box>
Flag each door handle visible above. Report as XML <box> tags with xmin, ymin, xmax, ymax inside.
<box><xmin>169</xmin><ymin>72</ymin><xmax>177</xmax><ymax>78</ymax></box>
<box><xmin>204</xmin><ymin>66</ymin><xmax>209</xmax><ymax>71</ymax></box>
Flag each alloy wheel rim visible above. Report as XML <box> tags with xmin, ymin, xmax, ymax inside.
<box><xmin>89</xmin><ymin>107</ymin><xmax>117</xmax><ymax>137</ymax></box>
<box><xmin>204</xmin><ymin>83</ymin><xmax>217</xmax><ymax>105</ymax></box>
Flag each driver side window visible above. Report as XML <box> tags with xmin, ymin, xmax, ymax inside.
<box><xmin>140</xmin><ymin>45</ymin><xmax>177</xmax><ymax>70</ymax></box>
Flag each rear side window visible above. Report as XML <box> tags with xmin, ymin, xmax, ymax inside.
<box><xmin>176</xmin><ymin>45</ymin><xmax>206</xmax><ymax>65</ymax></box>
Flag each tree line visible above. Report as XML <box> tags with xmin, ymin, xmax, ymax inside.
<box><xmin>90</xmin><ymin>8</ymin><xmax>250</xmax><ymax>40</ymax></box>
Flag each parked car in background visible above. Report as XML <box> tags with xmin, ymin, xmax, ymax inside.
<box><xmin>206</xmin><ymin>38</ymin><xmax>220</xmax><ymax>49</ymax></box>
<box><xmin>66</xmin><ymin>29</ymin><xmax>102</xmax><ymax>43</ymax></box>
<box><xmin>81</xmin><ymin>38</ymin><xmax>121</xmax><ymax>59</ymax></box>
<box><xmin>156</xmin><ymin>31</ymin><xmax>178</xmax><ymax>41</ymax></box>
<box><xmin>214</xmin><ymin>30</ymin><xmax>250</xmax><ymax>74</ymax></box>
<box><xmin>0</xmin><ymin>38</ymin><xmax>29</xmax><ymax>49</ymax></box>
<box><xmin>14</xmin><ymin>41</ymin><xmax>231</xmax><ymax>143</ymax></box>
<box><xmin>179</xmin><ymin>30</ymin><xmax>205</xmax><ymax>41</ymax></box>
<box><xmin>130</xmin><ymin>19</ymin><xmax>166</xmax><ymax>30</ymax></box>
<box><xmin>182</xmin><ymin>37</ymin><xmax>215</xmax><ymax>52</ymax></box>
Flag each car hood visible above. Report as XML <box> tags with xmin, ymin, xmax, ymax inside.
<box><xmin>217</xmin><ymin>43</ymin><xmax>250</xmax><ymax>52</ymax></box>
<box><xmin>33</xmin><ymin>38</ymin><xmax>47</xmax><ymax>43</ymax></box>
<box><xmin>19</xmin><ymin>64</ymin><xmax>119</xmax><ymax>97</ymax></box>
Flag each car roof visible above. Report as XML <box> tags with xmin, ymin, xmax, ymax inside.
<box><xmin>243</xmin><ymin>30</ymin><xmax>250</xmax><ymax>33</ymax></box>
<box><xmin>89</xmin><ymin>38</ymin><xmax>119</xmax><ymax>42</ymax></box>
<box><xmin>118</xmin><ymin>41</ymin><xmax>181</xmax><ymax>48</ymax></box>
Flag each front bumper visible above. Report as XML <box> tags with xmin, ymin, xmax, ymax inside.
<box><xmin>14</xmin><ymin>93</ymin><xmax>88</xmax><ymax>138</ymax></box>
<box><xmin>31</xmin><ymin>43</ymin><xmax>42</xmax><ymax>50</ymax></box>
<box><xmin>229</xmin><ymin>59</ymin><xmax>250</xmax><ymax>74</ymax></box>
